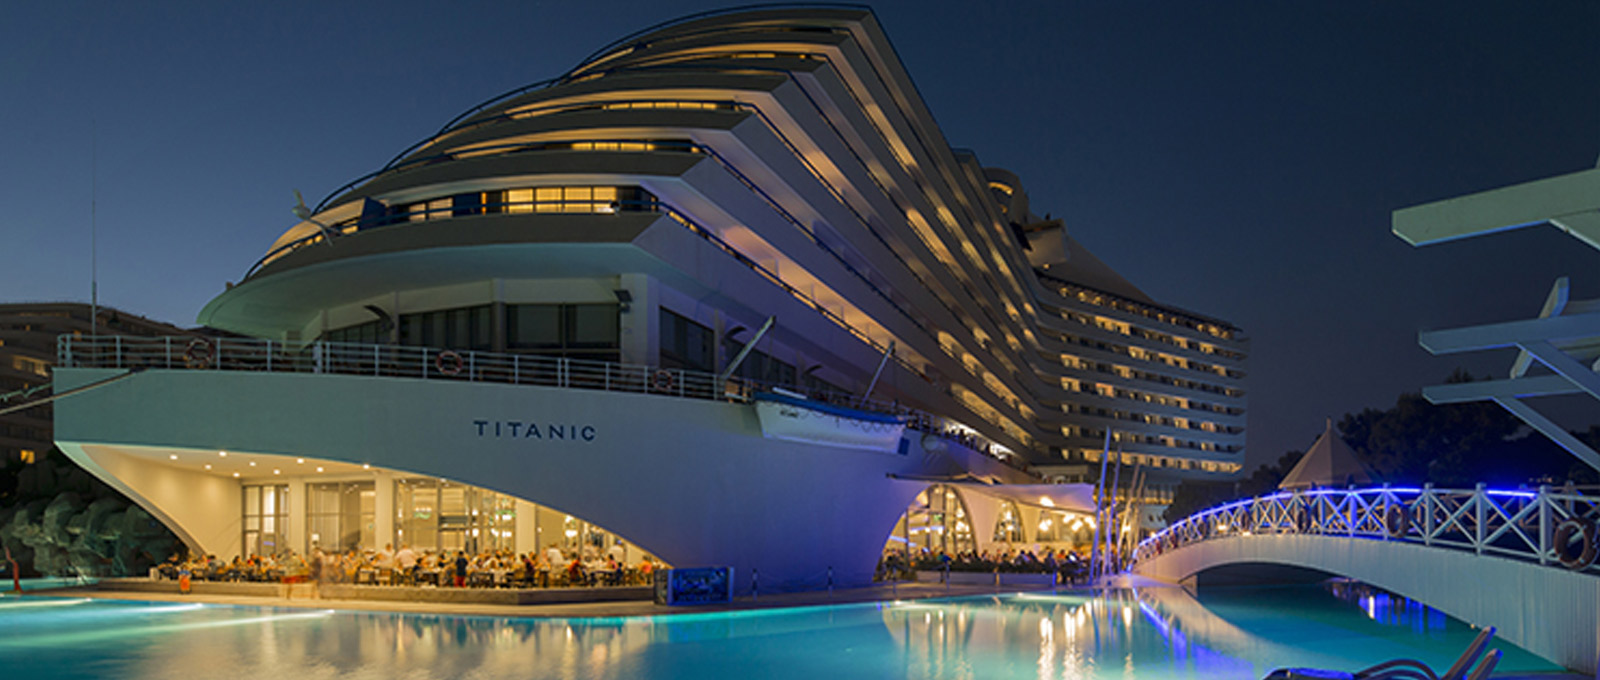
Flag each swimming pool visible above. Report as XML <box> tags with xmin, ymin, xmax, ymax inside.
<box><xmin>0</xmin><ymin>582</ymin><xmax>1562</xmax><ymax>679</ymax></box>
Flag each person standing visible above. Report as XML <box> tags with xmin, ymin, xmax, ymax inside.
<box><xmin>395</xmin><ymin>544</ymin><xmax>418</xmax><ymax>585</ymax></box>
<box><xmin>453</xmin><ymin>550</ymin><xmax>468</xmax><ymax>588</ymax></box>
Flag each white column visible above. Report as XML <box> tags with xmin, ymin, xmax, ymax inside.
<box><xmin>373</xmin><ymin>471</ymin><xmax>395</xmax><ymax>551</ymax></box>
<box><xmin>618</xmin><ymin>273</ymin><xmax>655</xmax><ymax>365</ymax></box>
<box><xmin>515</xmin><ymin>498</ymin><xmax>539</xmax><ymax>555</ymax></box>
<box><xmin>286</xmin><ymin>478</ymin><xmax>307</xmax><ymax>555</ymax></box>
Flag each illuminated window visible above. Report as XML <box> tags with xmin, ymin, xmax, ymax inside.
<box><xmin>560</xmin><ymin>187</ymin><xmax>592</xmax><ymax>213</ymax></box>
<box><xmin>535</xmin><ymin>187</ymin><xmax>562</xmax><ymax>212</ymax></box>
<box><xmin>506</xmin><ymin>189</ymin><xmax>534</xmax><ymax>213</ymax></box>
<box><xmin>886</xmin><ymin>485</ymin><xmax>975</xmax><ymax>556</ymax></box>
<box><xmin>307</xmin><ymin>481</ymin><xmax>375</xmax><ymax>553</ymax></box>
<box><xmin>242</xmin><ymin>484</ymin><xmax>287</xmax><ymax>557</ymax></box>
<box><xmin>993</xmin><ymin>500</ymin><xmax>1024</xmax><ymax>543</ymax></box>
<box><xmin>10</xmin><ymin>355</ymin><xmax>48</xmax><ymax>377</ymax></box>
<box><xmin>18</xmin><ymin>449</ymin><xmax>35</xmax><ymax>464</ymax></box>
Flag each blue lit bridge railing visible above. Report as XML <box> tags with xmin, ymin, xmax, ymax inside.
<box><xmin>1132</xmin><ymin>485</ymin><xmax>1600</xmax><ymax>576</ymax></box>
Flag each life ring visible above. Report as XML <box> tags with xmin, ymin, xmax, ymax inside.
<box><xmin>652</xmin><ymin>369</ymin><xmax>675</xmax><ymax>393</ymax></box>
<box><xmin>1554</xmin><ymin>518</ymin><xmax>1599</xmax><ymax>570</ymax></box>
<box><xmin>183</xmin><ymin>338</ymin><xmax>214</xmax><ymax>369</ymax></box>
<box><xmin>435</xmin><ymin>350</ymin><xmax>464</xmax><ymax>377</ymax></box>
<box><xmin>1384</xmin><ymin>503</ymin><xmax>1410</xmax><ymax>538</ymax></box>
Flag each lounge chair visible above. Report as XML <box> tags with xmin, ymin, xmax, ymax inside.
<box><xmin>1263</xmin><ymin>626</ymin><xmax>1499</xmax><ymax>680</ymax></box>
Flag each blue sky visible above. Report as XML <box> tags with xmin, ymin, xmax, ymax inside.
<box><xmin>3</xmin><ymin>0</ymin><xmax>1597</xmax><ymax>469</ymax></box>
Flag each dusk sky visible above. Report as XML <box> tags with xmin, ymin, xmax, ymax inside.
<box><xmin>3</xmin><ymin>1</ymin><xmax>1597</xmax><ymax>470</ymax></box>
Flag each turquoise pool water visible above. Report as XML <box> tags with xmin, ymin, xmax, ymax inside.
<box><xmin>0</xmin><ymin>582</ymin><xmax>1562</xmax><ymax>679</ymax></box>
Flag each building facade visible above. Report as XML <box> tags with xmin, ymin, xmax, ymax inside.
<box><xmin>1</xmin><ymin>303</ymin><xmax>188</xmax><ymax>464</ymax></box>
<box><xmin>52</xmin><ymin>7</ymin><xmax>1245</xmax><ymax>590</ymax></box>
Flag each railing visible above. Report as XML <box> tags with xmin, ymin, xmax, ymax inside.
<box><xmin>247</xmin><ymin>196</ymin><xmax>666</xmax><ymax>278</ymax></box>
<box><xmin>1132</xmin><ymin>485</ymin><xmax>1600</xmax><ymax>576</ymax></box>
<box><xmin>54</xmin><ymin>335</ymin><xmax>1033</xmax><ymax>474</ymax></box>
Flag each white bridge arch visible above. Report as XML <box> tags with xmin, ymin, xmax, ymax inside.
<box><xmin>1132</xmin><ymin>486</ymin><xmax>1600</xmax><ymax>675</ymax></box>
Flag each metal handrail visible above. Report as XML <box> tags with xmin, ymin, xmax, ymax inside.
<box><xmin>245</xmin><ymin>196</ymin><xmax>665</xmax><ymax>278</ymax></box>
<box><xmin>311</xmin><ymin>3</ymin><xmax>875</xmax><ymax>214</ymax></box>
<box><xmin>1131</xmin><ymin>484</ymin><xmax>1600</xmax><ymax>576</ymax></box>
<box><xmin>54</xmin><ymin>334</ymin><xmax>1028</xmax><ymax>471</ymax></box>
<box><xmin>567</xmin><ymin>3</ymin><xmax>871</xmax><ymax>77</ymax></box>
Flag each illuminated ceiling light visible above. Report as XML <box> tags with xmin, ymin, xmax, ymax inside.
<box><xmin>218</xmin><ymin>451</ymin><xmax>227</xmax><ymax>457</ymax></box>
<box><xmin>169</xmin><ymin>454</ymin><xmax>178</xmax><ymax>460</ymax></box>
<box><xmin>249</xmin><ymin>461</ymin><xmax>256</xmax><ymax>467</ymax></box>
<box><xmin>273</xmin><ymin>469</ymin><xmax>280</xmax><ymax>475</ymax></box>
<box><xmin>316</xmin><ymin>467</ymin><xmax>324</xmax><ymax>473</ymax></box>
<box><xmin>1039</xmin><ymin>497</ymin><xmax>1054</xmax><ymax>507</ymax></box>
<box><xmin>363</xmin><ymin>464</ymin><xmax>371</xmax><ymax>470</ymax></box>
<box><xmin>204</xmin><ymin>464</ymin><xmax>212</xmax><ymax>470</ymax></box>
<box><xmin>297</xmin><ymin>458</ymin><xmax>305</xmax><ymax>464</ymax></box>
<box><xmin>232</xmin><ymin>472</ymin><xmax>240</xmax><ymax>478</ymax></box>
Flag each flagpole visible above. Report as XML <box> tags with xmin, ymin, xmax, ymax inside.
<box><xmin>1089</xmin><ymin>429</ymin><xmax>1112</xmax><ymax>581</ymax></box>
<box><xmin>90</xmin><ymin>121</ymin><xmax>98</xmax><ymax>337</ymax></box>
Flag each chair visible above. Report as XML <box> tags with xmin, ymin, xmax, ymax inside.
<box><xmin>1262</xmin><ymin>626</ymin><xmax>1499</xmax><ymax>680</ymax></box>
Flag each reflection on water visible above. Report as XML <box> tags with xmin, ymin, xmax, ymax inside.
<box><xmin>1324</xmin><ymin>579</ymin><xmax>1449</xmax><ymax>634</ymax></box>
<box><xmin>0</xmin><ymin>583</ymin><xmax>1563</xmax><ymax>680</ymax></box>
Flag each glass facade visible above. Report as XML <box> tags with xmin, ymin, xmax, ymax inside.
<box><xmin>399</xmin><ymin>305</ymin><xmax>492</xmax><ymax>351</ymax></box>
<box><xmin>721</xmin><ymin>337</ymin><xmax>796</xmax><ymax>386</ymax></box>
<box><xmin>394</xmin><ymin>478</ymin><xmax>517</xmax><ymax>554</ymax></box>
<box><xmin>887</xmin><ymin>484</ymin><xmax>975</xmax><ymax>556</ymax></box>
<box><xmin>506</xmin><ymin>303</ymin><xmax>620</xmax><ymax>360</ymax></box>
<box><xmin>307</xmin><ymin>481</ymin><xmax>375</xmax><ymax>552</ymax></box>
<box><xmin>658</xmin><ymin>308</ymin><xmax>713</xmax><ymax>372</ymax></box>
<box><xmin>1034</xmin><ymin>509</ymin><xmax>1092</xmax><ymax>545</ymax></box>
<box><xmin>993</xmin><ymin>500</ymin><xmax>1024</xmax><ymax>544</ymax></box>
<box><xmin>242</xmin><ymin>484</ymin><xmax>288</xmax><ymax>557</ymax></box>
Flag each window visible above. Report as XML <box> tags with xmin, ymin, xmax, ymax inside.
<box><xmin>506</xmin><ymin>189</ymin><xmax>534</xmax><ymax>214</ymax></box>
<box><xmin>399</xmin><ymin>305</ymin><xmax>492</xmax><ymax>351</ymax></box>
<box><xmin>307</xmin><ymin>481</ymin><xmax>374</xmax><ymax>553</ymax></box>
<box><xmin>242</xmin><ymin>484</ymin><xmax>288</xmax><ymax>556</ymax></box>
<box><xmin>721</xmin><ymin>337</ymin><xmax>795</xmax><ymax>386</ymax></box>
<box><xmin>534</xmin><ymin>186</ymin><xmax>619</xmax><ymax>213</ymax></box>
<box><xmin>394</xmin><ymin>479</ymin><xmax>516</xmax><ymax>554</ymax></box>
<box><xmin>659</xmin><ymin>309</ymin><xmax>713</xmax><ymax>372</ymax></box>
<box><xmin>324</xmin><ymin>320</ymin><xmax>385</xmax><ymax>344</ymax></box>
<box><xmin>10</xmin><ymin>355</ymin><xmax>48</xmax><ymax>377</ymax></box>
<box><xmin>993</xmin><ymin>500</ymin><xmax>1024</xmax><ymax>543</ymax></box>
<box><xmin>887</xmin><ymin>484</ymin><xmax>975</xmax><ymax>557</ymax></box>
<box><xmin>1034</xmin><ymin>510</ymin><xmax>1091</xmax><ymax>544</ymax></box>
<box><xmin>506</xmin><ymin>303</ymin><xmax>620</xmax><ymax>360</ymax></box>
<box><xmin>392</xmin><ymin>186</ymin><xmax>652</xmax><ymax>219</ymax></box>
<box><xmin>18</xmin><ymin>449</ymin><xmax>35</xmax><ymax>464</ymax></box>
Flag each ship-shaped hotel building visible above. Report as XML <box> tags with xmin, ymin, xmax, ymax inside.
<box><xmin>53</xmin><ymin>7</ymin><xmax>1246</xmax><ymax>591</ymax></box>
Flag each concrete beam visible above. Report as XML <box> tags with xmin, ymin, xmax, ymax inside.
<box><xmin>1422</xmin><ymin>374</ymin><xmax>1579</xmax><ymax>404</ymax></box>
<box><xmin>1492</xmin><ymin>397</ymin><xmax>1600</xmax><ymax>472</ymax></box>
<box><xmin>1392</xmin><ymin>166</ymin><xmax>1600</xmax><ymax>247</ymax></box>
<box><xmin>1418</xmin><ymin>313</ymin><xmax>1600</xmax><ymax>354</ymax></box>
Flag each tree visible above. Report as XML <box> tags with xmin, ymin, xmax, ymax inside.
<box><xmin>1339</xmin><ymin>371</ymin><xmax>1588</xmax><ymax>487</ymax></box>
<box><xmin>1164</xmin><ymin>369</ymin><xmax>1599</xmax><ymax>523</ymax></box>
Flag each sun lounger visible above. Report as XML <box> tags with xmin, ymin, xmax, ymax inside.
<box><xmin>1262</xmin><ymin>626</ymin><xmax>1499</xmax><ymax>680</ymax></box>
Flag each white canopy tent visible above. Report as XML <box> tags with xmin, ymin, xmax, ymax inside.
<box><xmin>1278</xmin><ymin>420</ymin><xmax>1376</xmax><ymax>490</ymax></box>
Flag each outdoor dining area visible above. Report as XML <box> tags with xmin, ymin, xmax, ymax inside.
<box><xmin>154</xmin><ymin>544</ymin><xmax>661</xmax><ymax>591</ymax></box>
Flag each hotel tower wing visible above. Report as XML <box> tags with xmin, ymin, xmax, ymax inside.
<box><xmin>52</xmin><ymin>7</ymin><xmax>1246</xmax><ymax>591</ymax></box>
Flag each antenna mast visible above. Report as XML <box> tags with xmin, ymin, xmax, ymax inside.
<box><xmin>90</xmin><ymin>122</ymin><xmax>98</xmax><ymax>337</ymax></box>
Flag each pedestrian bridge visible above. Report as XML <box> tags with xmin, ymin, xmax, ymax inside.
<box><xmin>1131</xmin><ymin>486</ymin><xmax>1600</xmax><ymax>675</ymax></box>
